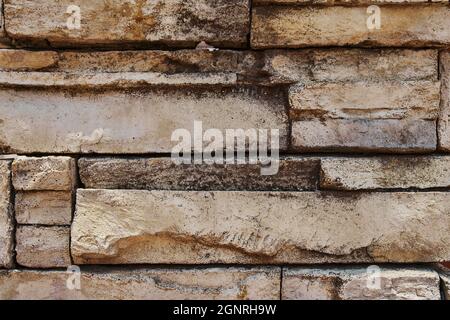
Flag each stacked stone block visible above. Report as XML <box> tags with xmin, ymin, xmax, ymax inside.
<box><xmin>0</xmin><ymin>0</ymin><xmax>449</xmax><ymax>300</ymax></box>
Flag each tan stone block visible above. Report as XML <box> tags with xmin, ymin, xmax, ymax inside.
<box><xmin>0</xmin><ymin>50</ymin><xmax>58</xmax><ymax>70</ymax></box>
<box><xmin>0</xmin><ymin>161</ymin><xmax>13</xmax><ymax>268</ymax></box>
<box><xmin>15</xmin><ymin>191</ymin><xmax>72</xmax><ymax>225</ymax></box>
<box><xmin>439</xmin><ymin>51</ymin><xmax>450</xmax><ymax>151</ymax></box>
<box><xmin>72</xmin><ymin>190</ymin><xmax>450</xmax><ymax>264</ymax></box>
<box><xmin>12</xmin><ymin>157</ymin><xmax>76</xmax><ymax>191</ymax></box>
<box><xmin>16</xmin><ymin>226</ymin><xmax>71</xmax><ymax>268</ymax></box>
<box><xmin>282</xmin><ymin>267</ymin><xmax>441</xmax><ymax>300</ymax></box>
<box><xmin>0</xmin><ymin>267</ymin><xmax>281</xmax><ymax>300</ymax></box>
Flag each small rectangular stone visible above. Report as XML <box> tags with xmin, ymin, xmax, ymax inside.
<box><xmin>0</xmin><ymin>50</ymin><xmax>58</xmax><ymax>71</ymax></box>
<box><xmin>0</xmin><ymin>87</ymin><xmax>288</xmax><ymax>154</ymax></box>
<box><xmin>251</xmin><ymin>6</ymin><xmax>450</xmax><ymax>48</ymax></box>
<box><xmin>0</xmin><ymin>161</ymin><xmax>13</xmax><ymax>268</ymax></box>
<box><xmin>72</xmin><ymin>190</ymin><xmax>450</xmax><ymax>264</ymax></box>
<box><xmin>0</xmin><ymin>267</ymin><xmax>280</xmax><ymax>300</ymax></box>
<box><xmin>12</xmin><ymin>157</ymin><xmax>76</xmax><ymax>191</ymax></box>
<box><xmin>16</xmin><ymin>226</ymin><xmax>71</xmax><ymax>268</ymax></box>
<box><xmin>15</xmin><ymin>191</ymin><xmax>72</xmax><ymax>225</ymax></box>
<box><xmin>320</xmin><ymin>156</ymin><xmax>450</xmax><ymax>190</ymax></box>
<box><xmin>79</xmin><ymin>157</ymin><xmax>319</xmax><ymax>191</ymax></box>
<box><xmin>289</xmin><ymin>81</ymin><xmax>440</xmax><ymax>120</ymax></box>
<box><xmin>282</xmin><ymin>267</ymin><xmax>441</xmax><ymax>300</ymax></box>
<box><xmin>439</xmin><ymin>51</ymin><xmax>450</xmax><ymax>152</ymax></box>
<box><xmin>5</xmin><ymin>0</ymin><xmax>250</xmax><ymax>48</ymax></box>
<box><xmin>291</xmin><ymin>119</ymin><xmax>436</xmax><ymax>153</ymax></box>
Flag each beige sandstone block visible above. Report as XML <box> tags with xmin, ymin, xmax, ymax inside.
<box><xmin>0</xmin><ymin>161</ymin><xmax>13</xmax><ymax>268</ymax></box>
<box><xmin>78</xmin><ymin>157</ymin><xmax>319</xmax><ymax>191</ymax></box>
<box><xmin>282</xmin><ymin>267</ymin><xmax>441</xmax><ymax>300</ymax></box>
<box><xmin>291</xmin><ymin>119</ymin><xmax>436</xmax><ymax>153</ymax></box>
<box><xmin>15</xmin><ymin>191</ymin><xmax>72</xmax><ymax>225</ymax></box>
<box><xmin>439</xmin><ymin>51</ymin><xmax>450</xmax><ymax>151</ymax></box>
<box><xmin>320</xmin><ymin>156</ymin><xmax>450</xmax><ymax>190</ymax></box>
<box><xmin>0</xmin><ymin>50</ymin><xmax>58</xmax><ymax>70</ymax></box>
<box><xmin>4</xmin><ymin>0</ymin><xmax>250</xmax><ymax>48</ymax></box>
<box><xmin>254</xmin><ymin>0</ymin><xmax>446</xmax><ymax>5</ymax></box>
<box><xmin>72</xmin><ymin>190</ymin><xmax>450</xmax><ymax>264</ymax></box>
<box><xmin>0</xmin><ymin>267</ymin><xmax>281</xmax><ymax>300</ymax></box>
<box><xmin>251</xmin><ymin>6</ymin><xmax>450</xmax><ymax>48</ymax></box>
<box><xmin>16</xmin><ymin>226</ymin><xmax>71</xmax><ymax>268</ymax></box>
<box><xmin>0</xmin><ymin>87</ymin><xmax>288</xmax><ymax>154</ymax></box>
<box><xmin>289</xmin><ymin>81</ymin><xmax>440</xmax><ymax>120</ymax></box>
<box><xmin>12</xmin><ymin>157</ymin><xmax>76</xmax><ymax>191</ymax></box>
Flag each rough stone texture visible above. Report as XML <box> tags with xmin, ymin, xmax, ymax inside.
<box><xmin>440</xmin><ymin>269</ymin><xmax>450</xmax><ymax>300</ymax></box>
<box><xmin>439</xmin><ymin>51</ymin><xmax>450</xmax><ymax>151</ymax></box>
<box><xmin>78</xmin><ymin>157</ymin><xmax>319</xmax><ymax>191</ymax></box>
<box><xmin>0</xmin><ymin>87</ymin><xmax>288</xmax><ymax>154</ymax></box>
<box><xmin>0</xmin><ymin>1</ymin><xmax>5</xmax><ymax>39</ymax></box>
<box><xmin>282</xmin><ymin>267</ymin><xmax>441</xmax><ymax>300</ymax></box>
<box><xmin>15</xmin><ymin>191</ymin><xmax>72</xmax><ymax>225</ymax></box>
<box><xmin>0</xmin><ymin>267</ymin><xmax>280</xmax><ymax>300</ymax></box>
<box><xmin>255</xmin><ymin>0</ymin><xmax>447</xmax><ymax>4</ymax></box>
<box><xmin>320</xmin><ymin>156</ymin><xmax>450</xmax><ymax>190</ymax></box>
<box><xmin>16</xmin><ymin>226</ymin><xmax>71</xmax><ymax>268</ymax></box>
<box><xmin>0</xmin><ymin>50</ymin><xmax>58</xmax><ymax>70</ymax></box>
<box><xmin>291</xmin><ymin>119</ymin><xmax>436</xmax><ymax>153</ymax></box>
<box><xmin>12</xmin><ymin>157</ymin><xmax>76</xmax><ymax>191</ymax></box>
<box><xmin>0</xmin><ymin>161</ymin><xmax>13</xmax><ymax>268</ymax></box>
<box><xmin>289</xmin><ymin>81</ymin><xmax>440</xmax><ymax>120</ymax></box>
<box><xmin>4</xmin><ymin>0</ymin><xmax>250</xmax><ymax>48</ymax></box>
<box><xmin>251</xmin><ymin>6</ymin><xmax>450</xmax><ymax>48</ymax></box>
<box><xmin>72</xmin><ymin>190</ymin><xmax>450</xmax><ymax>264</ymax></box>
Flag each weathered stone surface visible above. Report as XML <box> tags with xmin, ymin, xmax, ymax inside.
<box><xmin>440</xmin><ymin>269</ymin><xmax>450</xmax><ymax>300</ymax></box>
<box><xmin>0</xmin><ymin>1</ymin><xmax>5</xmax><ymax>39</ymax></box>
<box><xmin>79</xmin><ymin>157</ymin><xmax>319</xmax><ymax>191</ymax></box>
<box><xmin>255</xmin><ymin>0</ymin><xmax>447</xmax><ymax>5</ymax></box>
<box><xmin>12</xmin><ymin>157</ymin><xmax>76</xmax><ymax>191</ymax></box>
<box><xmin>5</xmin><ymin>0</ymin><xmax>250</xmax><ymax>48</ymax></box>
<box><xmin>439</xmin><ymin>51</ymin><xmax>450</xmax><ymax>152</ymax></box>
<box><xmin>72</xmin><ymin>190</ymin><xmax>450</xmax><ymax>264</ymax></box>
<box><xmin>0</xmin><ymin>87</ymin><xmax>288</xmax><ymax>154</ymax></box>
<box><xmin>0</xmin><ymin>50</ymin><xmax>58</xmax><ymax>70</ymax></box>
<box><xmin>289</xmin><ymin>81</ymin><xmax>440</xmax><ymax>120</ymax></box>
<box><xmin>282</xmin><ymin>267</ymin><xmax>441</xmax><ymax>300</ymax></box>
<box><xmin>251</xmin><ymin>6</ymin><xmax>450</xmax><ymax>48</ymax></box>
<box><xmin>16</xmin><ymin>226</ymin><xmax>71</xmax><ymax>268</ymax></box>
<box><xmin>15</xmin><ymin>191</ymin><xmax>72</xmax><ymax>225</ymax></box>
<box><xmin>310</xmin><ymin>49</ymin><xmax>438</xmax><ymax>82</ymax></box>
<box><xmin>0</xmin><ymin>161</ymin><xmax>13</xmax><ymax>268</ymax></box>
<box><xmin>291</xmin><ymin>119</ymin><xmax>436</xmax><ymax>153</ymax></box>
<box><xmin>320</xmin><ymin>156</ymin><xmax>450</xmax><ymax>190</ymax></box>
<box><xmin>0</xmin><ymin>267</ymin><xmax>280</xmax><ymax>300</ymax></box>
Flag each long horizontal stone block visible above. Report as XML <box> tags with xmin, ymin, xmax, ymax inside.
<box><xmin>282</xmin><ymin>267</ymin><xmax>441</xmax><ymax>300</ymax></box>
<box><xmin>72</xmin><ymin>190</ymin><xmax>450</xmax><ymax>264</ymax></box>
<box><xmin>320</xmin><ymin>156</ymin><xmax>450</xmax><ymax>190</ymax></box>
<box><xmin>289</xmin><ymin>81</ymin><xmax>440</xmax><ymax>120</ymax></box>
<box><xmin>4</xmin><ymin>0</ymin><xmax>250</xmax><ymax>48</ymax></box>
<box><xmin>255</xmin><ymin>0</ymin><xmax>448</xmax><ymax>5</ymax></box>
<box><xmin>78</xmin><ymin>157</ymin><xmax>319</xmax><ymax>191</ymax></box>
<box><xmin>291</xmin><ymin>119</ymin><xmax>436</xmax><ymax>153</ymax></box>
<box><xmin>439</xmin><ymin>51</ymin><xmax>450</xmax><ymax>152</ymax></box>
<box><xmin>251</xmin><ymin>6</ymin><xmax>450</xmax><ymax>48</ymax></box>
<box><xmin>0</xmin><ymin>87</ymin><xmax>288</xmax><ymax>154</ymax></box>
<box><xmin>0</xmin><ymin>267</ymin><xmax>280</xmax><ymax>300</ymax></box>
<box><xmin>0</xmin><ymin>50</ymin><xmax>58</xmax><ymax>71</ymax></box>
<box><xmin>0</xmin><ymin>160</ymin><xmax>13</xmax><ymax>268</ymax></box>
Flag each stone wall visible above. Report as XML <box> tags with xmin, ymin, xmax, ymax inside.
<box><xmin>0</xmin><ymin>0</ymin><xmax>449</xmax><ymax>300</ymax></box>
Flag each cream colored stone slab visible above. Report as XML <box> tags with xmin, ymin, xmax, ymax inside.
<box><xmin>251</xmin><ymin>6</ymin><xmax>450</xmax><ymax>48</ymax></box>
<box><xmin>291</xmin><ymin>119</ymin><xmax>436</xmax><ymax>153</ymax></box>
<box><xmin>320</xmin><ymin>156</ymin><xmax>450</xmax><ymax>190</ymax></box>
<box><xmin>0</xmin><ymin>161</ymin><xmax>13</xmax><ymax>268</ymax></box>
<box><xmin>289</xmin><ymin>81</ymin><xmax>440</xmax><ymax>120</ymax></box>
<box><xmin>439</xmin><ymin>51</ymin><xmax>450</xmax><ymax>152</ymax></box>
<box><xmin>72</xmin><ymin>190</ymin><xmax>450</xmax><ymax>264</ymax></box>
<box><xmin>0</xmin><ymin>50</ymin><xmax>58</xmax><ymax>70</ymax></box>
<box><xmin>0</xmin><ymin>87</ymin><xmax>288</xmax><ymax>154</ymax></box>
<box><xmin>282</xmin><ymin>267</ymin><xmax>441</xmax><ymax>300</ymax></box>
<box><xmin>15</xmin><ymin>191</ymin><xmax>72</xmax><ymax>225</ymax></box>
<box><xmin>5</xmin><ymin>0</ymin><xmax>250</xmax><ymax>48</ymax></box>
<box><xmin>0</xmin><ymin>267</ymin><xmax>281</xmax><ymax>300</ymax></box>
<box><xmin>12</xmin><ymin>157</ymin><xmax>76</xmax><ymax>191</ymax></box>
<box><xmin>16</xmin><ymin>226</ymin><xmax>71</xmax><ymax>268</ymax></box>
